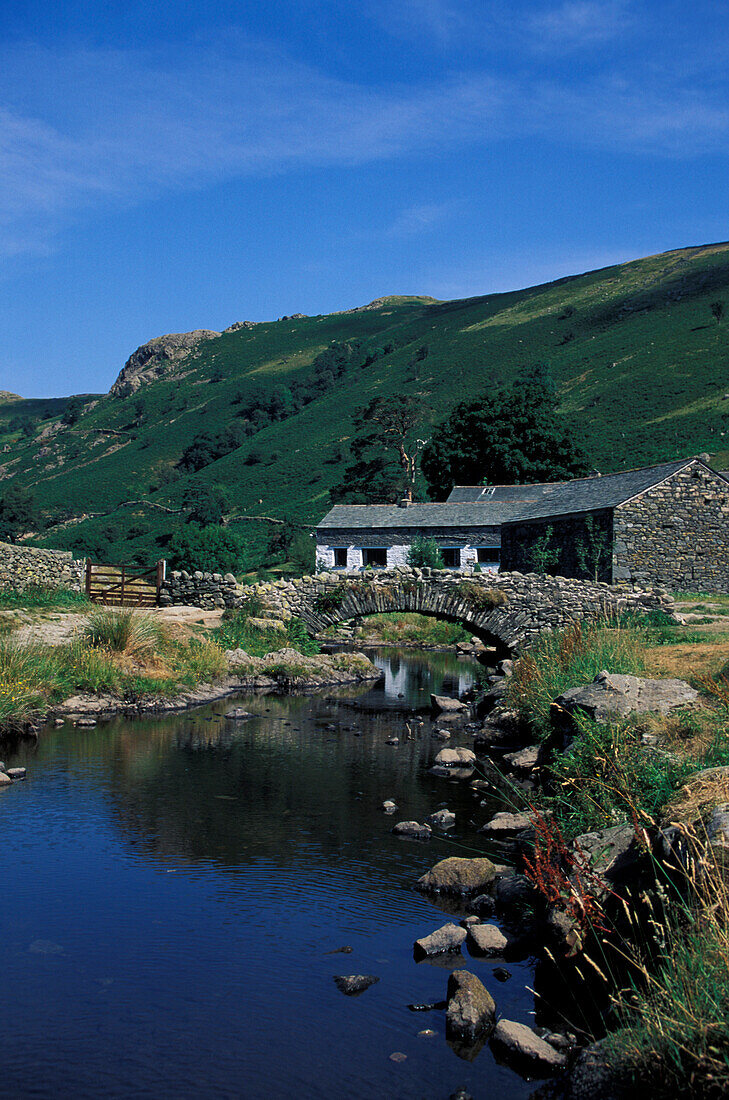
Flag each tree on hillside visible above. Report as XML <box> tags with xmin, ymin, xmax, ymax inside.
<box><xmin>330</xmin><ymin>393</ymin><xmax>427</xmax><ymax>505</ymax></box>
<box><xmin>421</xmin><ymin>368</ymin><xmax>589</xmax><ymax>499</ymax></box>
<box><xmin>167</xmin><ymin>524</ymin><xmax>247</xmax><ymax>574</ymax></box>
<box><xmin>711</xmin><ymin>301</ymin><xmax>724</xmax><ymax>325</ymax></box>
<box><xmin>182</xmin><ymin>485</ymin><xmax>229</xmax><ymax>526</ymax></box>
<box><xmin>0</xmin><ymin>485</ymin><xmax>36</xmax><ymax>542</ymax></box>
<box><xmin>61</xmin><ymin>397</ymin><xmax>87</xmax><ymax>426</ymax></box>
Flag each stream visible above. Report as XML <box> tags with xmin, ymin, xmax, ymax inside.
<box><xmin>0</xmin><ymin>648</ymin><xmax>536</xmax><ymax>1100</ymax></box>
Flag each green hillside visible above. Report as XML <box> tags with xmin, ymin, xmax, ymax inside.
<box><xmin>2</xmin><ymin>241</ymin><xmax>729</xmax><ymax>571</ymax></box>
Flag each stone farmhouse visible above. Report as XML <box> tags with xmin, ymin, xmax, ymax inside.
<box><xmin>315</xmin><ymin>457</ymin><xmax>729</xmax><ymax>592</ymax></box>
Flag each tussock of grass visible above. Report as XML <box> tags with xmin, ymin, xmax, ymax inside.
<box><xmin>508</xmin><ymin>618</ymin><xmax>647</xmax><ymax>740</ymax></box>
<box><xmin>83</xmin><ymin>607</ymin><xmax>165</xmax><ymax>657</ymax></box>
<box><xmin>458</xmin><ymin>581</ymin><xmax>508</xmax><ymax>611</ymax></box>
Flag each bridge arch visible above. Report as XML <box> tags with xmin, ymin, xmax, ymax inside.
<box><xmin>247</xmin><ymin>570</ymin><xmax>673</xmax><ymax>655</ymax></box>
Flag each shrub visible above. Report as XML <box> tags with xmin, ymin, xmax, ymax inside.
<box><xmin>167</xmin><ymin>523</ymin><xmax>247</xmax><ymax>574</ymax></box>
<box><xmin>458</xmin><ymin>581</ymin><xmax>508</xmax><ymax>611</ymax></box>
<box><xmin>407</xmin><ymin>536</ymin><xmax>444</xmax><ymax>569</ymax></box>
<box><xmin>314</xmin><ymin>587</ymin><xmax>348</xmax><ymax>614</ymax></box>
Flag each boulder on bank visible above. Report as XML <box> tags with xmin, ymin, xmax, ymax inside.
<box><xmin>573</xmin><ymin>822</ymin><xmax>640</xmax><ymax>884</ymax></box>
<box><xmin>502</xmin><ymin>745</ymin><xmax>541</xmax><ymax>773</ymax></box>
<box><xmin>431</xmin><ymin>694</ymin><xmax>468</xmax><ymax>714</ymax></box>
<box><xmin>445</xmin><ymin>969</ymin><xmax>496</xmax><ymax>1041</ymax></box>
<box><xmin>417</xmin><ymin>856</ymin><xmax>499</xmax><ymax>897</ymax></box>
<box><xmin>491</xmin><ymin>1020</ymin><xmax>567</xmax><ymax>1072</ymax></box>
<box><xmin>554</xmin><ymin>671</ymin><xmax>698</xmax><ymax>727</ymax></box>
<box><xmin>414</xmin><ymin>923</ymin><xmax>467</xmax><ymax>959</ymax></box>
<box><xmin>478</xmin><ymin>811</ymin><xmax>534</xmax><ymax>839</ymax></box>
<box><xmin>0</xmin><ymin>772</ymin><xmax>12</xmax><ymax>787</ymax></box>
<box><xmin>567</xmin><ymin>1039</ymin><xmax>621</xmax><ymax>1099</ymax></box>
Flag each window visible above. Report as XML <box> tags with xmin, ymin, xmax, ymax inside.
<box><xmin>441</xmin><ymin>547</ymin><xmax>461</xmax><ymax>569</ymax></box>
<box><xmin>332</xmin><ymin>547</ymin><xmax>348</xmax><ymax>568</ymax></box>
<box><xmin>477</xmin><ymin>546</ymin><xmax>501</xmax><ymax>569</ymax></box>
<box><xmin>362</xmin><ymin>547</ymin><xmax>387</xmax><ymax>568</ymax></box>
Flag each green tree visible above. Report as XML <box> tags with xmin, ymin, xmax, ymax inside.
<box><xmin>421</xmin><ymin>368</ymin><xmax>588</xmax><ymax>499</ymax></box>
<box><xmin>330</xmin><ymin>393</ymin><xmax>427</xmax><ymax>504</ymax></box>
<box><xmin>407</xmin><ymin>536</ymin><xmax>443</xmax><ymax>569</ymax></box>
<box><xmin>61</xmin><ymin>397</ymin><xmax>86</xmax><ymax>426</ymax></box>
<box><xmin>167</xmin><ymin>524</ymin><xmax>247</xmax><ymax>574</ymax></box>
<box><xmin>526</xmin><ymin>526</ymin><xmax>560</xmax><ymax>575</ymax></box>
<box><xmin>0</xmin><ymin>485</ymin><xmax>36</xmax><ymax>542</ymax></box>
<box><xmin>182</xmin><ymin>485</ymin><xmax>229</xmax><ymax>526</ymax></box>
<box><xmin>575</xmin><ymin>515</ymin><xmax>611</xmax><ymax>581</ymax></box>
<box><xmin>711</xmin><ymin>301</ymin><xmax>724</xmax><ymax>325</ymax></box>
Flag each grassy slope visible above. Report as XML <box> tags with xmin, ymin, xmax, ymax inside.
<box><xmin>2</xmin><ymin>241</ymin><xmax>729</xmax><ymax>567</ymax></box>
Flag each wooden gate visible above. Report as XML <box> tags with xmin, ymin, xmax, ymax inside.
<box><xmin>85</xmin><ymin>561</ymin><xmax>165</xmax><ymax>608</ymax></box>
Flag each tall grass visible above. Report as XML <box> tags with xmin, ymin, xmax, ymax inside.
<box><xmin>212</xmin><ymin>611</ymin><xmax>320</xmax><ymax>656</ymax></box>
<box><xmin>83</xmin><ymin>607</ymin><xmax>164</xmax><ymax>656</ymax></box>
<box><xmin>351</xmin><ymin>612</ymin><xmax>470</xmax><ymax>646</ymax></box>
<box><xmin>545</xmin><ymin>715</ymin><xmax>697</xmax><ymax>837</ymax></box>
<box><xmin>603</xmin><ymin>837</ymin><xmax>729</xmax><ymax>1099</ymax></box>
<box><xmin>0</xmin><ymin>620</ymin><xmax>229</xmax><ymax>733</ymax></box>
<box><xmin>507</xmin><ymin>618</ymin><xmax>647</xmax><ymax>740</ymax></box>
<box><xmin>0</xmin><ymin>586</ymin><xmax>90</xmax><ymax>610</ymax></box>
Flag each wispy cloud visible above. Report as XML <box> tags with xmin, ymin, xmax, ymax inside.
<box><xmin>528</xmin><ymin>1</ymin><xmax>630</xmax><ymax>48</ymax></box>
<box><xmin>1</xmin><ymin>35</ymin><xmax>729</xmax><ymax>259</ymax></box>
<box><xmin>384</xmin><ymin>201</ymin><xmax>457</xmax><ymax>237</ymax></box>
<box><xmin>367</xmin><ymin>0</ymin><xmax>473</xmax><ymax>46</ymax></box>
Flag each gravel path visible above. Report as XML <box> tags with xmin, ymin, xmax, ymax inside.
<box><xmin>8</xmin><ymin>605</ymin><xmax>225</xmax><ymax>647</ymax></box>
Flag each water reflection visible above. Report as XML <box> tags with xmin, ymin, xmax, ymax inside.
<box><xmin>354</xmin><ymin>646</ymin><xmax>477</xmax><ymax>710</ymax></box>
<box><xmin>0</xmin><ymin>648</ymin><xmax>534</xmax><ymax>1100</ymax></box>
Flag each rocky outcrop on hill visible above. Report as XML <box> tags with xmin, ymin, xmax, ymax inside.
<box><xmin>110</xmin><ymin>330</ymin><xmax>220</xmax><ymax>396</ymax></box>
<box><xmin>0</xmin><ymin>391</ymin><xmax>21</xmax><ymax>402</ymax></box>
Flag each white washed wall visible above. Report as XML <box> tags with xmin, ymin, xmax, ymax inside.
<box><xmin>315</xmin><ymin>540</ymin><xmax>500</xmax><ymax>573</ymax></box>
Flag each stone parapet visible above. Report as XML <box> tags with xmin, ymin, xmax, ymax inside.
<box><xmin>231</xmin><ymin>568</ymin><xmax>673</xmax><ymax>654</ymax></box>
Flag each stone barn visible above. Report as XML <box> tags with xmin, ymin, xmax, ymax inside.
<box><xmin>316</xmin><ymin>458</ymin><xmax>729</xmax><ymax>591</ymax></box>
<box><xmin>500</xmin><ymin>458</ymin><xmax>729</xmax><ymax>592</ymax></box>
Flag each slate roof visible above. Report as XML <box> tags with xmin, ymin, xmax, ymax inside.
<box><xmin>502</xmin><ymin>459</ymin><xmax>696</xmax><ymax>524</ymax></box>
<box><xmin>317</xmin><ymin>502</ymin><xmax>511</xmax><ymax>530</ymax></box>
<box><xmin>317</xmin><ymin>460</ymin><xmax>720</xmax><ymax>532</ymax></box>
<box><xmin>447</xmin><ymin>483</ymin><xmax>559</xmax><ymax>504</ymax></box>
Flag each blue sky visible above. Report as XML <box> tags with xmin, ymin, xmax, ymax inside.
<box><xmin>2</xmin><ymin>0</ymin><xmax>729</xmax><ymax>397</ymax></box>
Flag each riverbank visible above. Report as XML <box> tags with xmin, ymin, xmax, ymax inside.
<box><xmin>0</xmin><ymin>602</ymin><xmax>381</xmax><ymax>738</ymax></box>
<box><xmin>466</xmin><ymin>609</ymin><xmax>729</xmax><ymax>1097</ymax></box>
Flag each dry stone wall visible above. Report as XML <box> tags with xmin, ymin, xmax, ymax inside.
<box><xmin>160</xmin><ymin>570</ymin><xmax>240</xmax><ymax>609</ymax></box>
<box><xmin>0</xmin><ymin>542</ymin><xmax>85</xmax><ymax>592</ymax></box>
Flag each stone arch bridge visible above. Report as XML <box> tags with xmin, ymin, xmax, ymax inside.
<box><xmin>245</xmin><ymin>569</ymin><xmax>674</xmax><ymax>654</ymax></box>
